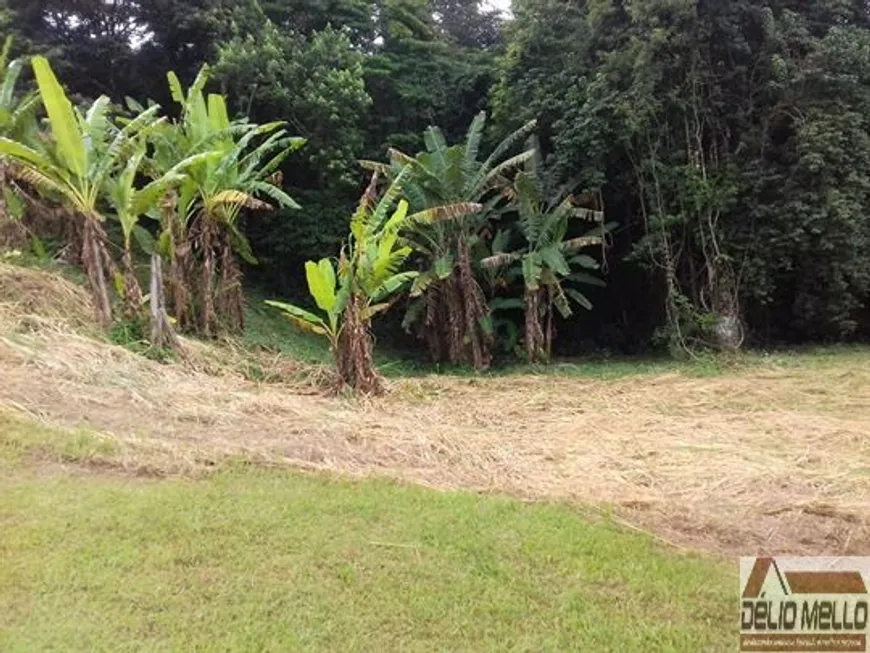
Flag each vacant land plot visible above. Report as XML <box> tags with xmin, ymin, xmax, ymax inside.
<box><xmin>0</xmin><ymin>264</ymin><xmax>868</xmax><ymax>557</ymax></box>
<box><xmin>2</xmin><ymin>263</ymin><xmax>869</xmax><ymax>650</ymax></box>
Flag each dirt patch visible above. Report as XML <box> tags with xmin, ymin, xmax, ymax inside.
<box><xmin>1</xmin><ymin>265</ymin><xmax>868</xmax><ymax>556</ymax></box>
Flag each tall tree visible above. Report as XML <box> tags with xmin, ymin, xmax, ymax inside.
<box><xmin>4</xmin><ymin>0</ymin><xmax>146</xmax><ymax>98</ymax></box>
<box><xmin>432</xmin><ymin>0</ymin><xmax>502</xmax><ymax>48</ymax></box>
<box><xmin>259</xmin><ymin>0</ymin><xmax>375</xmax><ymax>45</ymax></box>
<box><xmin>364</xmin><ymin>0</ymin><xmax>499</xmax><ymax>154</ymax></box>
<box><xmin>495</xmin><ymin>0</ymin><xmax>870</xmax><ymax>349</ymax></box>
<box><xmin>214</xmin><ymin>19</ymin><xmax>372</xmax><ymax>279</ymax></box>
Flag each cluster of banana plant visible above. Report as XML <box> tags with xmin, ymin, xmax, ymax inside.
<box><xmin>0</xmin><ymin>42</ymin><xmax>613</xmax><ymax>389</ymax></box>
<box><xmin>363</xmin><ymin>112</ymin><xmax>538</xmax><ymax>371</ymax></box>
<box><xmin>148</xmin><ymin>67</ymin><xmax>304</xmax><ymax>337</ymax></box>
<box><xmin>0</xmin><ymin>53</ymin><xmax>302</xmax><ymax>342</ymax></box>
<box><xmin>360</xmin><ymin>112</ymin><xmax>612</xmax><ymax>369</ymax></box>
<box><xmin>481</xmin><ymin>159</ymin><xmax>613</xmax><ymax>363</ymax></box>
<box><xmin>269</xmin><ymin>113</ymin><xmax>611</xmax><ymax>389</ymax></box>
<box><xmin>267</xmin><ymin>169</ymin><xmax>481</xmax><ymax>393</ymax></box>
<box><xmin>0</xmin><ymin>56</ymin><xmax>167</xmax><ymax>326</ymax></box>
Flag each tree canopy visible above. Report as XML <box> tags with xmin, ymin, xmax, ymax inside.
<box><xmin>4</xmin><ymin>0</ymin><xmax>870</xmax><ymax>366</ymax></box>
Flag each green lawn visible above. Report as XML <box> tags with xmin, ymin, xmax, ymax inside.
<box><xmin>0</xmin><ymin>417</ymin><xmax>734</xmax><ymax>652</ymax></box>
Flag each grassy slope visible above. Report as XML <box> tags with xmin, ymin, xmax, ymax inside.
<box><xmin>245</xmin><ymin>297</ymin><xmax>333</xmax><ymax>364</ymax></box>
<box><xmin>0</xmin><ymin>415</ymin><xmax>734</xmax><ymax>652</ymax></box>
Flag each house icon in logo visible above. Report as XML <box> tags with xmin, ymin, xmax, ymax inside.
<box><xmin>743</xmin><ymin>557</ymin><xmax>790</xmax><ymax>598</ymax></box>
<box><xmin>742</xmin><ymin>556</ymin><xmax>868</xmax><ymax>598</ymax></box>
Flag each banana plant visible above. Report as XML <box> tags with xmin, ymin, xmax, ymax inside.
<box><xmin>0</xmin><ymin>38</ymin><xmax>38</xmax><ymax>142</ymax></box>
<box><xmin>0</xmin><ymin>55</ymin><xmax>162</xmax><ymax>327</ymax></box>
<box><xmin>363</xmin><ymin>112</ymin><xmax>537</xmax><ymax>371</ymax></box>
<box><xmin>267</xmin><ymin>171</ymin><xmax>456</xmax><ymax>394</ymax></box>
<box><xmin>104</xmin><ymin>141</ymin><xmax>188</xmax><ymax>313</ymax></box>
<box><xmin>267</xmin><ymin>258</ymin><xmax>349</xmax><ymax>354</ymax></box>
<box><xmin>151</xmin><ymin>65</ymin><xmax>305</xmax><ymax>336</ymax></box>
<box><xmin>0</xmin><ymin>37</ymin><xmax>40</xmax><ymax>229</ymax></box>
<box><xmin>481</xmin><ymin>168</ymin><xmax>610</xmax><ymax>363</ymax></box>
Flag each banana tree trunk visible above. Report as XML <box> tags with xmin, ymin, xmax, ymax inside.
<box><xmin>524</xmin><ymin>286</ymin><xmax>547</xmax><ymax>364</ymax></box>
<box><xmin>217</xmin><ymin>229</ymin><xmax>245</xmax><ymax>333</ymax></box>
<box><xmin>169</xmin><ymin>238</ymin><xmax>194</xmax><ymax>333</ymax></box>
<box><xmin>544</xmin><ymin>286</ymin><xmax>555</xmax><ymax>362</ymax></box>
<box><xmin>150</xmin><ymin>252</ymin><xmax>177</xmax><ymax>350</ymax></box>
<box><xmin>457</xmin><ymin>237</ymin><xmax>492</xmax><ymax>371</ymax></box>
<box><xmin>336</xmin><ymin>293</ymin><xmax>383</xmax><ymax>395</ymax></box>
<box><xmin>162</xmin><ymin>196</ymin><xmax>194</xmax><ymax>333</ymax></box>
<box><xmin>422</xmin><ymin>290</ymin><xmax>444</xmax><ymax>363</ymax></box>
<box><xmin>420</xmin><ymin>239</ymin><xmax>492</xmax><ymax>371</ymax></box>
<box><xmin>121</xmin><ymin>246</ymin><xmax>144</xmax><ymax>316</ymax></box>
<box><xmin>200</xmin><ymin>214</ymin><xmax>217</xmax><ymax>337</ymax></box>
<box><xmin>82</xmin><ymin>216</ymin><xmax>113</xmax><ymax>329</ymax></box>
<box><xmin>445</xmin><ymin>276</ymin><xmax>465</xmax><ymax>364</ymax></box>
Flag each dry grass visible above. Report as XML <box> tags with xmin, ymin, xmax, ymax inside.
<box><xmin>1</xmin><ymin>262</ymin><xmax>868</xmax><ymax>556</ymax></box>
<box><xmin>0</xmin><ymin>262</ymin><xmax>96</xmax><ymax>331</ymax></box>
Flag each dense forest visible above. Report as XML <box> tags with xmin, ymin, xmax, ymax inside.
<box><xmin>2</xmin><ymin>0</ymin><xmax>870</xmax><ymax>375</ymax></box>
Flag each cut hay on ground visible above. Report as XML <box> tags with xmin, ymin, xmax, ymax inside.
<box><xmin>0</xmin><ymin>262</ymin><xmax>96</xmax><ymax>332</ymax></box>
<box><xmin>0</xmin><ymin>262</ymin><xmax>868</xmax><ymax>556</ymax></box>
<box><xmin>0</xmin><ymin>261</ymin><xmax>326</xmax><ymax>388</ymax></box>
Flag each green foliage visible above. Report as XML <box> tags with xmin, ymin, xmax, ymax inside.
<box><xmin>267</xmin><ymin>194</ymin><xmax>418</xmax><ymax>349</ymax></box>
<box><xmin>2</xmin><ymin>0</ymin><xmax>246</xmax><ymax>102</ymax></box>
<box><xmin>156</xmin><ymin>64</ymin><xmax>305</xmax><ymax>231</ymax></box>
<box><xmin>8</xmin><ymin>0</ymin><xmax>870</xmax><ymax>355</ymax></box>
<box><xmin>735</xmin><ymin>20</ymin><xmax>870</xmax><ymax>339</ymax></box>
<box><xmin>650</xmin><ymin>290</ymin><xmax>720</xmax><ymax>359</ymax></box>
<box><xmin>267</xmin><ymin>172</ymin><xmax>421</xmax><ymax>390</ymax></box>
<box><xmin>0</xmin><ymin>56</ymin><xmax>158</xmax><ymax>221</ymax></box>
<box><xmin>0</xmin><ymin>37</ymin><xmax>37</xmax><ymax>145</ymax></box>
<box><xmin>105</xmin><ymin>145</ymin><xmax>184</xmax><ymax>251</ymax></box>
<box><xmin>482</xmin><ymin>158</ymin><xmax>607</xmax><ymax>362</ymax></box>
<box><xmin>364</xmin><ymin>0</ymin><xmax>499</xmax><ymax>153</ymax></box>
<box><xmin>493</xmin><ymin>0</ymin><xmax>870</xmax><ymax>349</ymax></box>
<box><xmin>0</xmin><ymin>49</ymin><xmax>307</xmax><ymax>341</ymax></box>
<box><xmin>0</xmin><ymin>55</ymin><xmax>165</xmax><ymax>325</ymax></box>
<box><xmin>150</xmin><ymin>64</ymin><xmax>305</xmax><ymax>335</ymax></box>
<box><xmin>376</xmin><ymin>112</ymin><xmax>533</xmax><ymax>368</ymax></box>
<box><xmin>213</xmin><ymin>19</ymin><xmax>372</xmax><ymax>273</ymax></box>
<box><xmin>487</xmin><ymin>168</ymin><xmax>606</xmax><ymax>316</ymax></box>
<box><xmin>0</xmin><ymin>36</ymin><xmax>39</xmax><ymax>233</ymax></box>
<box><xmin>244</xmin><ymin>294</ymin><xmax>332</xmax><ymax>362</ymax></box>
<box><xmin>216</xmin><ymin>23</ymin><xmax>370</xmax><ymax>189</ymax></box>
